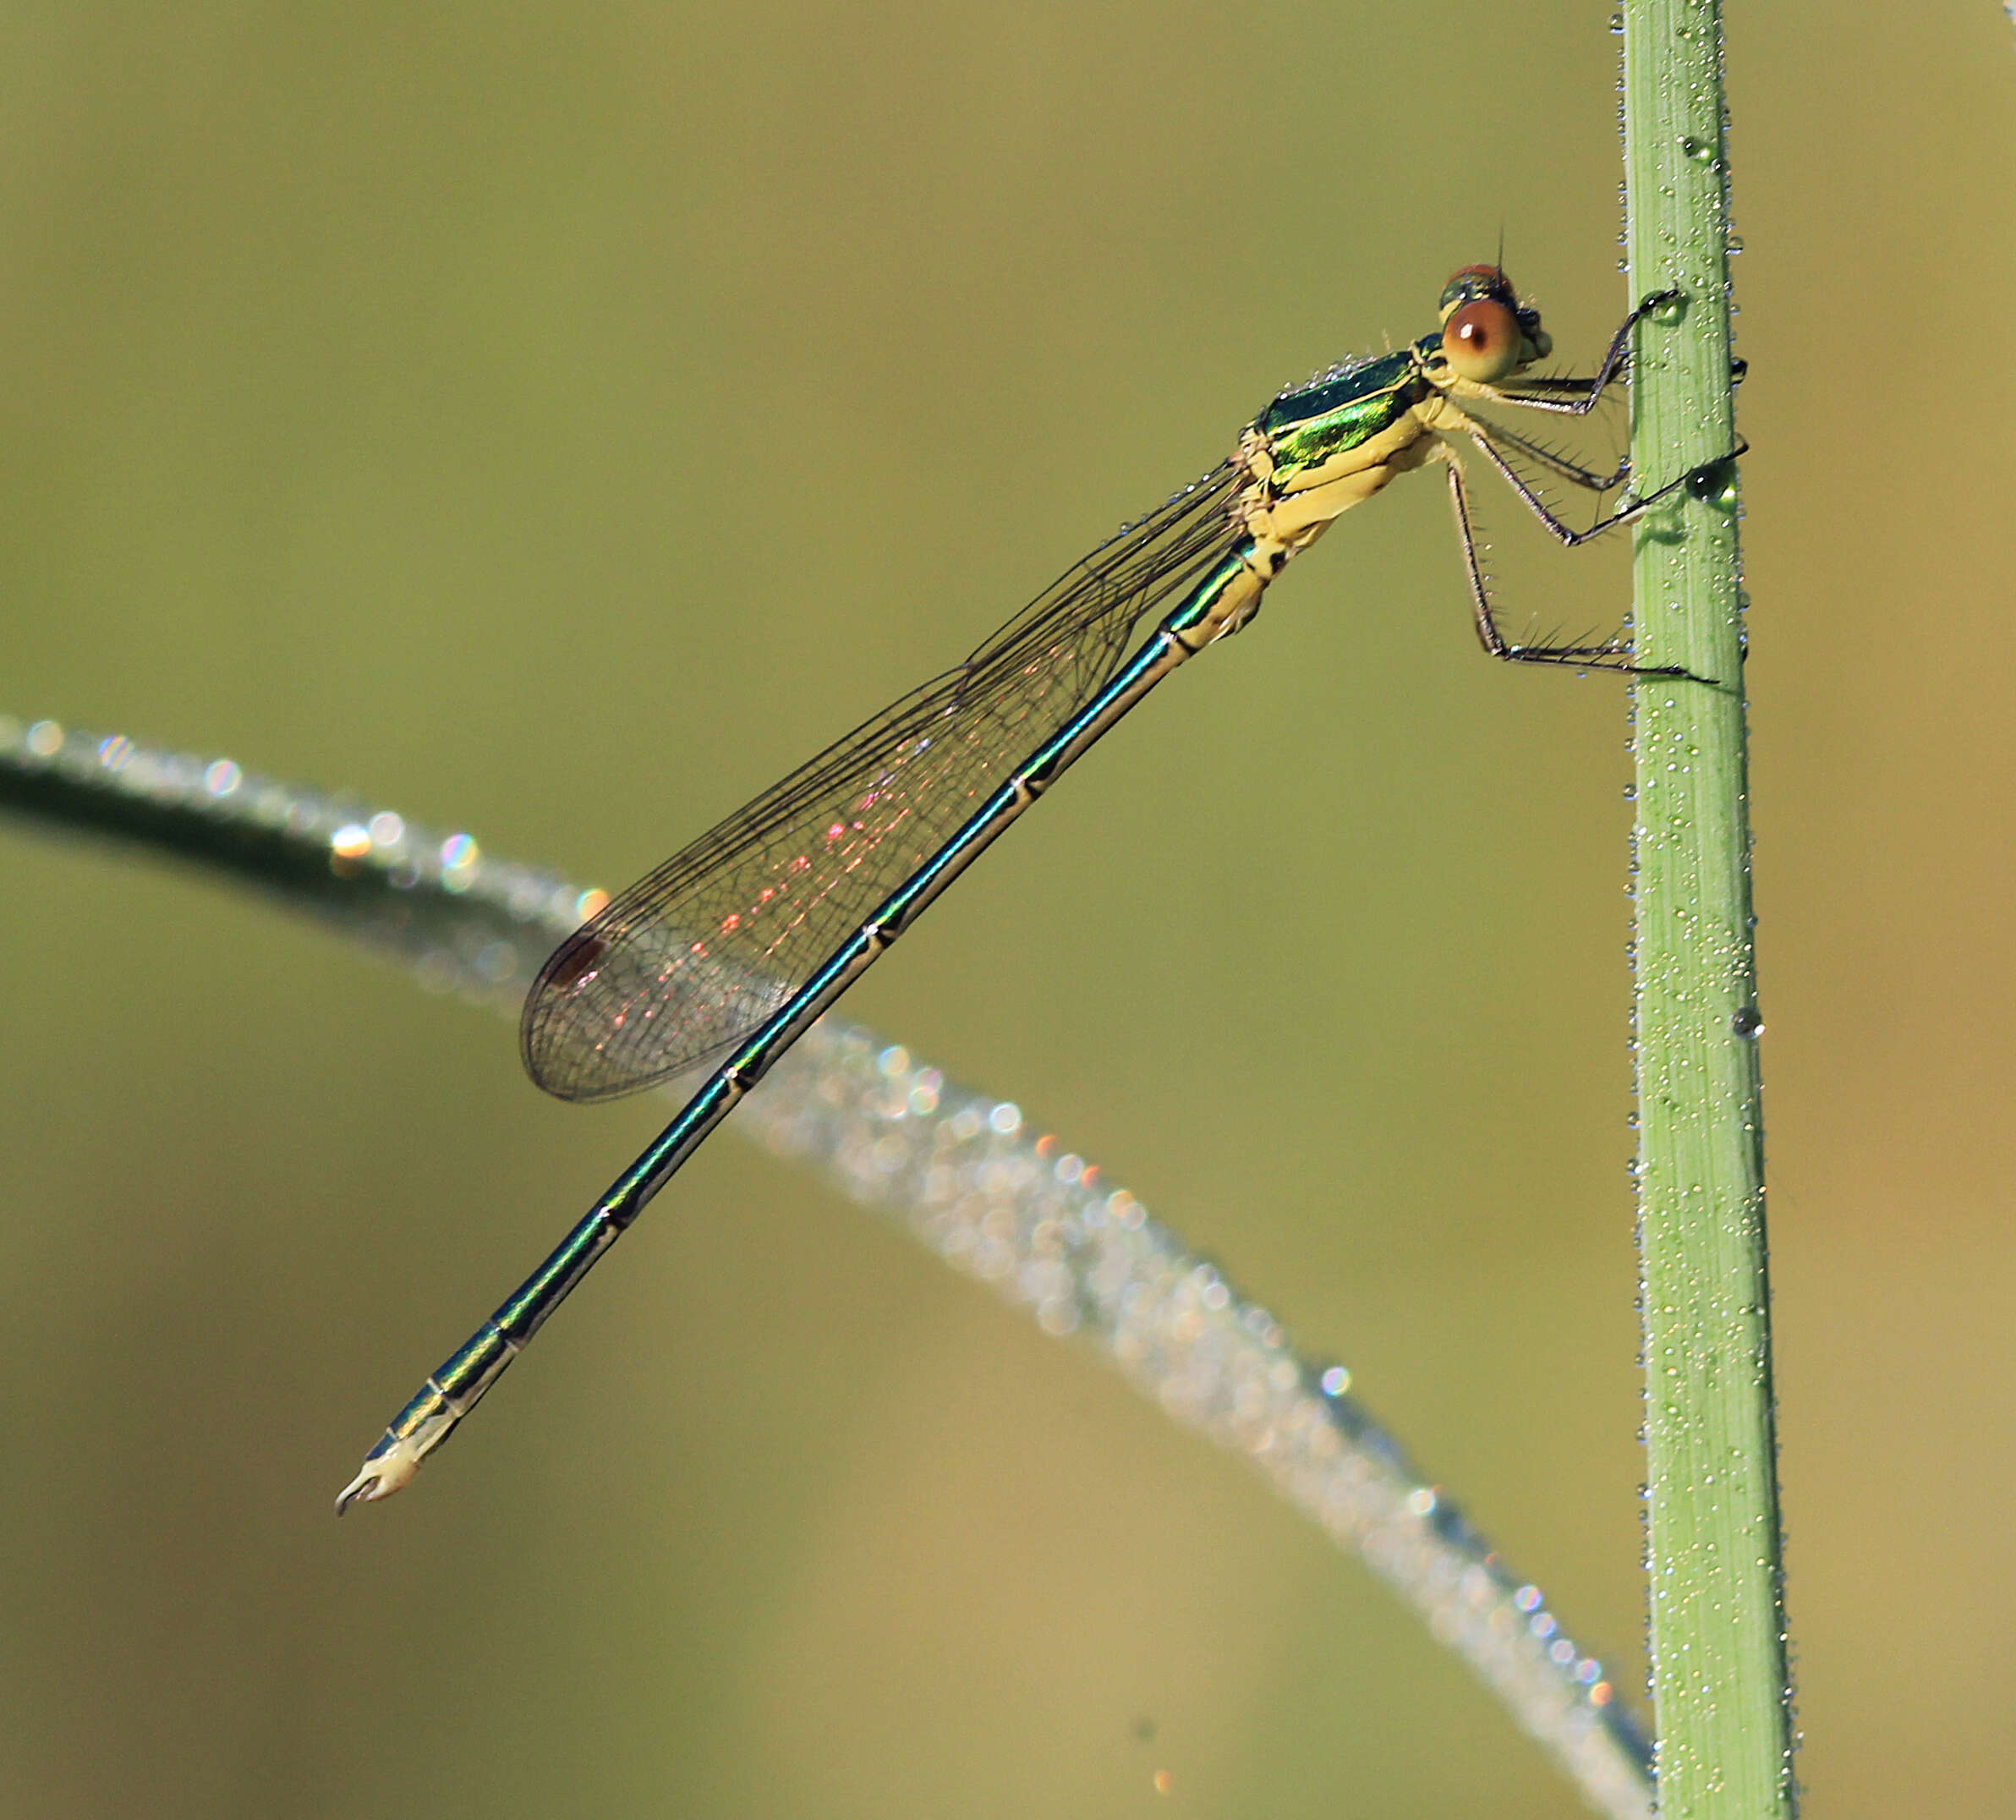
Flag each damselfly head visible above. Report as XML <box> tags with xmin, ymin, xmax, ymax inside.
<box><xmin>1436</xmin><ymin>265</ymin><xmax>1552</xmax><ymax>381</ymax></box>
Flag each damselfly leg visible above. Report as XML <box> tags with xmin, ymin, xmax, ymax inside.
<box><xmin>1428</xmin><ymin>286</ymin><xmax>1720</xmax><ymax>677</ymax></box>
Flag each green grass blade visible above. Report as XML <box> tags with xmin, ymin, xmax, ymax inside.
<box><xmin>1620</xmin><ymin>4</ymin><xmax>1796</xmax><ymax>1815</ymax></box>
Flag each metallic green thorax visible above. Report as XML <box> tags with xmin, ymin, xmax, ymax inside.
<box><xmin>1253</xmin><ymin>351</ymin><xmax>1426</xmax><ymax>492</ymax></box>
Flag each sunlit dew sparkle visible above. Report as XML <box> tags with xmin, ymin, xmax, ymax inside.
<box><xmin>439</xmin><ymin>832</ymin><xmax>480</xmax><ymax>891</ymax></box>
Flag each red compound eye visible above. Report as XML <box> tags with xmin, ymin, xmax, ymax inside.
<box><xmin>1441</xmin><ymin>298</ymin><xmax>1524</xmax><ymax>382</ymax></box>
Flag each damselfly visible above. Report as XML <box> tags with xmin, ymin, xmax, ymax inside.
<box><xmin>338</xmin><ymin>266</ymin><xmax>1709</xmax><ymax>1510</ymax></box>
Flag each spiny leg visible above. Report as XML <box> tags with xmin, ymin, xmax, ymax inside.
<box><xmin>1477</xmin><ymin>413</ymin><xmax>1750</xmax><ymax>533</ymax></box>
<box><xmin>1438</xmin><ymin>447</ymin><xmax>1693</xmax><ymax>677</ymax></box>
<box><xmin>1464</xmin><ymin>419</ymin><xmax>1706</xmax><ymax>551</ymax></box>
<box><xmin>1473</xmin><ymin>417</ymin><xmax>1631</xmax><ymax>499</ymax></box>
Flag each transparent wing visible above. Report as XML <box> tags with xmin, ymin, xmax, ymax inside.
<box><xmin>521</xmin><ymin>461</ymin><xmax>1241</xmax><ymax>1103</ymax></box>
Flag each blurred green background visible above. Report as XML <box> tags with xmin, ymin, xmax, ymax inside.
<box><xmin>1</xmin><ymin>4</ymin><xmax>2008</xmax><ymax>1815</ymax></box>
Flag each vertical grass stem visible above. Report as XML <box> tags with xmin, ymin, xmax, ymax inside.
<box><xmin>1621</xmin><ymin>3</ymin><xmax>1795</xmax><ymax>1814</ymax></box>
